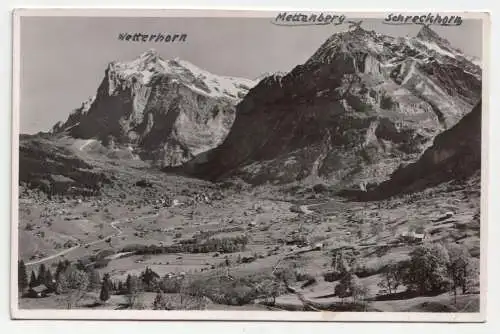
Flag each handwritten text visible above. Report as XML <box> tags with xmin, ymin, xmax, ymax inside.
<box><xmin>272</xmin><ymin>12</ymin><xmax>346</xmax><ymax>26</ymax></box>
<box><xmin>384</xmin><ymin>13</ymin><xmax>463</xmax><ymax>26</ymax></box>
<box><xmin>118</xmin><ymin>33</ymin><xmax>188</xmax><ymax>43</ymax></box>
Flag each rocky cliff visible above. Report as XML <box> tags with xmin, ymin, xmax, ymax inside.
<box><xmin>348</xmin><ymin>100</ymin><xmax>481</xmax><ymax>200</ymax></box>
<box><xmin>52</xmin><ymin>50</ymin><xmax>257</xmax><ymax>167</ymax></box>
<box><xmin>179</xmin><ymin>26</ymin><xmax>481</xmax><ymax>186</ymax></box>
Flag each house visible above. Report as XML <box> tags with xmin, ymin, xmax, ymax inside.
<box><xmin>399</xmin><ymin>231</ymin><xmax>427</xmax><ymax>243</ymax></box>
<box><xmin>26</xmin><ymin>284</ymin><xmax>49</xmax><ymax>298</ymax></box>
<box><xmin>312</xmin><ymin>242</ymin><xmax>324</xmax><ymax>251</ymax></box>
<box><xmin>433</xmin><ymin>211</ymin><xmax>455</xmax><ymax>222</ymax></box>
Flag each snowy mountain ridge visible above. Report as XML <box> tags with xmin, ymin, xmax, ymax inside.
<box><xmin>107</xmin><ymin>49</ymin><xmax>256</xmax><ymax>101</ymax></box>
<box><xmin>52</xmin><ymin>50</ymin><xmax>258</xmax><ymax>167</ymax></box>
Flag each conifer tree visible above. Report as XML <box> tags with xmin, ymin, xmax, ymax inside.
<box><xmin>44</xmin><ymin>268</ymin><xmax>54</xmax><ymax>289</ymax></box>
<box><xmin>38</xmin><ymin>264</ymin><xmax>46</xmax><ymax>286</ymax></box>
<box><xmin>55</xmin><ymin>261</ymin><xmax>65</xmax><ymax>281</ymax></box>
<box><xmin>118</xmin><ymin>281</ymin><xmax>124</xmax><ymax>293</ymax></box>
<box><xmin>126</xmin><ymin>274</ymin><xmax>132</xmax><ymax>294</ymax></box>
<box><xmin>29</xmin><ymin>270</ymin><xmax>37</xmax><ymax>288</ymax></box>
<box><xmin>18</xmin><ymin>260</ymin><xmax>29</xmax><ymax>293</ymax></box>
<box><xmin>99</xmin><ymin>273</ymin><xmax>111</xmax><ymax>303</ymax></box>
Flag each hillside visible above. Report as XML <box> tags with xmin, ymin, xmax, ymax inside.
<box><xmin>347</xmin><ymin>100</ymin><xmax>481</xmax><ymax>200</ymax></box>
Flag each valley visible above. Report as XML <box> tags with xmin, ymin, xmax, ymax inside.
<box><xmin>16</xmin><ymin>22</ymin><xmax>482</xmax><ymax>314</ymax></box>
<box><xmin>18</xmin><ymin>134</ymin><xmax>480</xmax><ymax>312</ymax></box>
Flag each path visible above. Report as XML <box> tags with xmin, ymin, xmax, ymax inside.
<box><xmin>25</xmin><ymin>245</ymin><xmax>81</xmax><ymax>266</ymax></box>
<box><xmin>25</xmin><ymin>214</ymin><xmax>158</xmax><ymax>267</ymax></box>
<box><xmin>78</xmin><ymin>139</ymin><xmax>96</xmax><ymax>151</ymax></box>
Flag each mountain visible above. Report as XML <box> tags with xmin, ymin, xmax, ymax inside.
<box><xmin>52</xmin><ymin>49</ymin><xmax>257</xmax><ymax>167</ymax></box>
<box><xmin>178</xmin><ymin>26</ymin><xmax>481</xmax><ymax>186</ymax></box>
<box><xmin>253</xmin><ymin>71</ymin><xmax>288</xmax><ymax>82</ymax></box>
<box><xmin>19</xmin><ymin>134</ymin><xmax>111</xmax><ymax>196</ymax></box>
<box><xmin>346</xmin><ymin>100</ymin><xmax>481</xmax><ymax>200</ymax></box>
<box><xmin>416</xmin><ymin>25</ymin><xmax>482</xmax><ymax>68</ymax></box>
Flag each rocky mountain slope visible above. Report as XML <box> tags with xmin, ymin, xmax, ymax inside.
<box><xmin>347</xmin><ymin>100</ymin><xmax>481</xmax><ymax>200</ymax></box>
<box><xmin>179</xmin><ymin>26</ymin><xmax>481</xmax><ymax>186</ymax></box>
<box><xmin>19</xmin><ymin>134</ymin><xmax>111</xmax><ymax>196</ymax></box>
<box><xmin>52</xmin><ymin>50</ymin><xmax>257</xmax><ymax>167</ymax></box>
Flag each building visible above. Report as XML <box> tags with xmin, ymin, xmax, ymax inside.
<box><xmin>313</xmin><ymin>242</ymin><xmax>324</xmax><ymax>251</ymax></box>
<box><xmin>26</xmin><ymin>284</ymin><xmax>49</xmax><ymax>298</ymax></box>
<box><xmin>399</xmin><ymin>231</ymin><xmax>427</xmax><ymax>244</ymax></box>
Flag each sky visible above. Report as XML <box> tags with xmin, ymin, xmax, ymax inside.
<box><xmin>19</xmin><ymin>15</ymin><xmax>483</xmax><ymax>134</ymax></box>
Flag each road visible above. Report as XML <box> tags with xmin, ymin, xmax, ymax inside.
<box><xmin>25</xmin><ymin>244</ymin><xmax>81</xmax><ymax>266</ymax></box>
<box><xmin>25</xmin><ymin>214</ymin><xmax>157</xmax><ymax>267</ymax></box>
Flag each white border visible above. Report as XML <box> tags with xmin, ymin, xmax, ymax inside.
<box><xmin>10</xmin><ymin>8</ymin><xmax>490</xmax><ymax>323</ymax></box>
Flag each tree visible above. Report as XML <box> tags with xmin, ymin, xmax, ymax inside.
<box><xmin>118</xmin><ymin>281</ymin><xmax>124</xmax><ymax>294</ymax></box>
<box><xmin>446</xmin><ymin>243</ymin><xmax>477</xmax><ymax>303</ymax></box>
<box><xmin>99</xmin><ymin>273</ymin><xmax>111</xmax><ymax>303</ymax></box>
<box><xmin>55</xmin><ymin>270</ymin><xmax>69</xmax><ymax>294</ymax></box>
<box><xmin>334</xmin><ymin>272</ymin><xmax>360</xmax><ymax>302</ymax></box>
<box><xmin>126</xmin><ymin>274</ymin><xmax>132</xmax><ymax>293</ymax></box>
<box><xmin>88</xmin><ymin>269</ymin><xmax>101</xmax><ymax>291</ymax></box>
<box><xmin>152</xmin><ymin>289</ymin><xmax>167</xmax><ymax>310</ymax></box>
<box><xmin>43</xmin><ymin>269</ymin><xmax>54</xmax><ymax>290</ymax></box>
<box><xmin>377</xmin><ymin>261</ymin><xmax>403</xmax><ymax>295</ymax></box>
<box><xmin>258</xmin><ymin>278</ymin><xmax>286</xmax><ymax>305</ymax></box>
<box><xmin>18</xmin><ymin>260</ymin><xmax>29</xmax><ymax>293</ymax></box>
<box><xmin>403</xmin><ymin>243</ymin><xmax>451</xmax><ymax>294</ymax></box>
<box><xmin>55</xmin><ymin>266</ymin><xmax>90</xmax><ymax>309</ymax></box>
<box><xmin>55</xmin><ymin>261</ymin><xmax>65</xmax><ymax>281</ymax></box>
<box><xmin>140</xmin><ymin>267</ymin><xmax>160</xmax><ymax>291</ymax></box>
<box><xmin>37</xmin><ymin>264</ymin><xmax>46</xmax><ymax>286</ymax></box>
<box><xmin>29</xmin><ymin>270</ymin><xmax>37</xmax><ymax>288</ymax></box>
<box><xmin>350</xmin><ymin>276</ymin><xmax>369</xmax><ymax>305</ymax></box>
<box><xmin>125</xmin><ymin>275</ymin><xmax>143</xmax><ymax>309</ymax></box>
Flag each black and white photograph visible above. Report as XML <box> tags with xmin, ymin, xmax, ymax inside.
<box><xmin>11</xmin><ymin>9</ymin><xmax>488</xmax><ymax>321</ymax></box>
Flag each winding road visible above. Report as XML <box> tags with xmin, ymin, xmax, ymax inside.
<box><xmin>25</xmin><ymin>214</ymin><xmax>157</xmax><ymax>267</ymax></box>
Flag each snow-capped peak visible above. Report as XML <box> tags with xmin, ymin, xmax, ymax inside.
<box><xmin>108</xmin><ymin>51</ymin><xmax>257</xmax><ymax>101</ymax></box>
<box><xmin>305</xmin><ymin>25</ymin><xmax>480</xmax><ymax>78</ymax></box>
<box><xmin>253</xmin><ymin>71</ymin><xmax>287</xmax><ymax>82</ymax></box>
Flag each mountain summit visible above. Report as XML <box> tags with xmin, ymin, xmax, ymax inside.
<box><xmin>52</xmin><ymin>51</ymin><xmax>257</xmax><ymax>167</ymax></box>
<box><xmin>179</xmin><ymin>26</ymin><xmax>481</xmax><ymax>186</ymax></box>
<box><xmin>416</xmin><ymin>25</ymin><xmax>451</xmax><ymax>46</ymax></box>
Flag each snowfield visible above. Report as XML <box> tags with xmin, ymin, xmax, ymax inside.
<box><xmin>110</xmin><ymin>49</ymin><xmax>257</xmax><ymax>101</ymax></box>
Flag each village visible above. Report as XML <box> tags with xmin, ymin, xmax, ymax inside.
<box><xmin>18</xmin><ymin>165</ymin><xmax>480</xmax><ymax>312</ymax></box>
